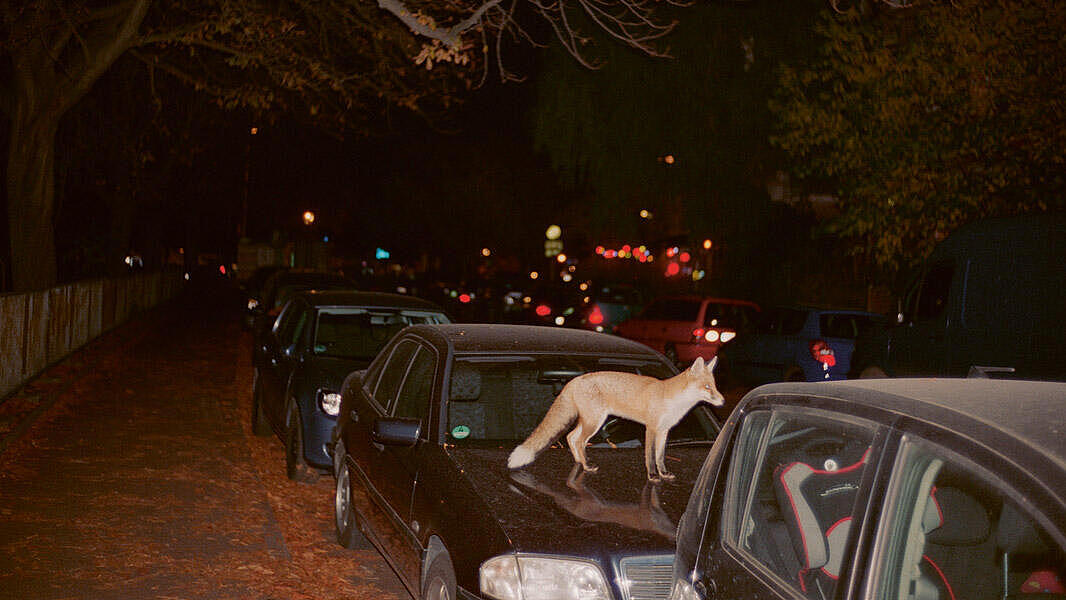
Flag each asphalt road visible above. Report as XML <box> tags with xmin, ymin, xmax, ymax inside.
<box><xmin>0</xmin><ymin>282</ymin><xmax>410</xmax><ymax>600</ymax></box>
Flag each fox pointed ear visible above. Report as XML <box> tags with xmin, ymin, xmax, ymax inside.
<box><xmin>708</xmin><ymin>355</ymin><xmax>718</xmax><ymax>372</ymax></box>
<box><xmin>691</xmin><ymin>356</ymin><xmax>705</xmax><ymax>371</ymax></box>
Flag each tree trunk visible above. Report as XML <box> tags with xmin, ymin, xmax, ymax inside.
<box><xmin>6</xmin><ymin>114</ymin><xmax>60</xmax><ymax>291</ymax></box>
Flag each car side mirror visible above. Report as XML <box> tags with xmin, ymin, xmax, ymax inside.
<box><xmin>372</xmin><ymin>417</ymin><xmax>421</xmax><ymax>447</ymax></box>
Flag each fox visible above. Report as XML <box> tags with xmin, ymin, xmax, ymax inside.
<box><xmin>508</xmin><ymin>356</ymin><xmax>725</xmax><ymax>482</ymax></box>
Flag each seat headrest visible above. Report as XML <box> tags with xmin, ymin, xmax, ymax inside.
<box><xmin>926</xmin><ymin>487</ymin><xmax>991</xmax><ymax>546</ymax></box>
<box><xmin>449</xmin><ymin>365</ymin><xmax>482</xmax><ymax>401</ymax></box>
<box><xmin>997</xmin><ymin>503</ymin><xmax>1048</xmax><ymax>556</ymax></box>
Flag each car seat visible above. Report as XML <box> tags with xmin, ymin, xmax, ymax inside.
<box><xmin>997</xmin><ymin>503</ymin><xmax>1066</xmax><ymax>597</ymax></box>
<box><xmin>920</xmin><ymin>486</ymin><xmax>999</xmax><ymax>600</ymax></box>
<box><xmin>773</xmin><ymin>445</ymin><xmax>871</xmax><ymax>598</ymax></box>
<box><xmin>447</xmin><ymin>365</ymin><xmax>485</xmax><ymax>439</ymax></box>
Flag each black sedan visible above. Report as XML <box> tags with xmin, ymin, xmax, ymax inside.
<box><xmin>331</xmin><ymin>324</ymin><xmax>721</xmax><ymax>600</ymax></box>
<box><xmin>672</xmin><ymin>379</ymin><xmax>1066</xmax><ymax>600</ymax></box>
<box><xmin>252</xmin><ymin>290</ymin><xmax>450</xmax><ymax>481</ymax></box>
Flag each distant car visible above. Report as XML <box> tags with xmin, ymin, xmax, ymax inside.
<box><xmin>671</xmin><ymin>378</ymin><xmax>1066</xmax><ymax>600</ymax></box>
<box><xmin>252</xmin><ymin>291</ymin><xmax>450</xmax><ymax>481</ymax></box>
<box><xmin>615</xmin><ymin>295</ymin><xmax>760</xmax><ymax>366</ymax></box>
<box><xmin>716</xmin><ymin>306</ymin><xmax>888</xmax><ymax>386</ymax></box>
<box><xmin>331</xmin><ymin>323</ymin><xmax>720</xmax><ymax>600</ymax></box>
<box><xmin>241</xmin><ymin>265</ymin><xmax>289</xmax><ymax>328</ymax></box>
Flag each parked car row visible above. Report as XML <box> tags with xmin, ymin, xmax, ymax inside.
<box><xmin>243</xmin><ymin>212</ymin><xmax>1066</xmax><ymax>600</ymax></box>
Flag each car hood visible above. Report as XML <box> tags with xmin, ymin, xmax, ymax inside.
<box><xmin>445</xmin><ymin>444</ymin><xmax>711</xmax><ymax>556</ymax></box>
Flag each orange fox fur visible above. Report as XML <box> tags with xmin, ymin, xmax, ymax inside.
<box><xmin>507</xmin><ymin>356</ymin><xmax>725</xmax><ymax>482</ymax></box>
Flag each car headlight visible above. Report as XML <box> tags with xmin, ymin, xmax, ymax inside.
<box><xmin>317</xmin><ymin>390</ymin><xmax>342</xmax><ymax>416</ymax></box>
<box><xmin>480</xmin><ymin>555</ymin><xmax>611</xmax><ymax>600</ymax></box>
<box><xmin>719</xmin><ymin>331</ymin><xmax>736</xmax><ymax>343</ymax></box>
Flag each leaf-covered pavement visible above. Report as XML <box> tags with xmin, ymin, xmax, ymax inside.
<box><xmin>0</xmin><ymin>292</ymin><xmax>410</xmax><ymax>600</ymax></box>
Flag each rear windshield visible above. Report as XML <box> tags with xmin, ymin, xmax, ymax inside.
<box><xmin>312</xmin><ymin>309</ymin><xmax>449</xmax><ymax>360</ymax></box>
<box><xmin>446</xmin><ymin>355</ymin><xmax>718</xmax><ymax>445</ymax></box>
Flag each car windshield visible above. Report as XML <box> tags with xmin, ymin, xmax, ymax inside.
<box><xmin>313</xmin><ymin>309</ymin><xmax>449</xmax><ymax>360</ymax></box>
<box><xmin>446</xmin><ymin>354</ymin><xmax>718</xmax><ymax>445</ymax></box>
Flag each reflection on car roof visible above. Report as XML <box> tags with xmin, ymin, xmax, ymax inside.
<box><xmin>409</xmin><ymin>323</ymin><xmax>666</xmax><ymax>356</ymax></box>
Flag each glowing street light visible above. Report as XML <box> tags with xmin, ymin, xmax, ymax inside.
<box><xmin>639</xmin><ymin>209</ymin><xmax>653</xmax><ymax>219</ymax></box>
<box><xmin>481</xmin><ymin>247</ymin><xmax>492</xmax><ymax>257</ymax></box>
<box><xmin>302</xmin><ymin>210</ymin><xmax>316</xmax><ymax>226</ymax></box>
<box><xmin>545</xmin><ymin>224</ymin><xmax>562</xmax><ymax>240</ymax></box>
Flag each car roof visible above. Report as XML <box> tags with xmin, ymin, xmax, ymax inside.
<box><xmin>295</xmin><ymin>290</ymin><xmax>446</xmax><ymax>312</ymax></box>
<box><xmin>402</xmin><ymin>323</ymin><xmax>671</xmax><ymax>358</ymax></box>
<box><xmin>749</xmin><ymin>378</ymin><xmax>1066</xmax><ymax>469</ymax></box>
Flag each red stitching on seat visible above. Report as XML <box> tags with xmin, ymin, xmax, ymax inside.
<box><xmin>923</xmin><ymin>555</ymin><xmax>957</xmax><ymax>600</ymax></box>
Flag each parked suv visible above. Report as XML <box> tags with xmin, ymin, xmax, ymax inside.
<box><xmin>717</xmin><ymin>306</ymin><xmax>887</xmax><ymax>386</ymax></box>
<box><xmin>615</xmin><ymin>295</ymin><xmax>760</xmax><ymax>366</ymax></box>
<box><xmin>849</xmin><ymin>213</ymin><xmax>1066</xmax><ymax>381</ymax></box>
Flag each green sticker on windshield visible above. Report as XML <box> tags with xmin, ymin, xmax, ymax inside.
<box><xmin>451</xmin><ymin>425</ymin><xmax>470</xmax><ymax>440</ymax></box>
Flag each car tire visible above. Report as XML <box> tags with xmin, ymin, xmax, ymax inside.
<box><xmin>285</xmin><ymin>403</ymin><xmax>318</xmax><ymax>483</ymax></box>
<box><xmin>335</xmin><ymin>460</ymin><xmax>370</xmax><ymax>549</ymax></box>
<box><xmin>859</xmin><ymin>365</ymin><xmax>888</xmax><ymax>379</ymax></box>
<box><xmin>422</xmin><ymin>552</ymin><xmax>457</xmax><ymax>600</ymax></box>
<box><xmin>251</xmin><ymin>370</ymin><xmax>271</xmax><ymax>437</ymax></box>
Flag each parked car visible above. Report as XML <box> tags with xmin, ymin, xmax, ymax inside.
<box><xmin>671</xmin><ymin>378</ymin><xmax>1066</xmax><ymax>600</ymax></box>
<box><xmin>716</xmin><ymin>306</ymin><xmax>888</xmax><ymax>386</ymax></box>
<box><xmin>615</xmin><ymin>295</ymin><xmax>760</xmax><ymax>366</ymax></box>
<box><xmin>331</xmin><ymin>323</ymin><xmax>721</xmax><ymax>600</ymax></box>
<box><xmin>251</xmin><ymin>269</ymin><xmax>356</xmax><ymax>364</ymax></box>
<box><xmin>252</xmin><ymin>290</ymin><xmax>450</xmax><ymax>481</ymax></box>
<box><xmin>849</xmin><ymin>213</ymin><xmax>1066</xmax><ymax>381</ymax></box>
<box><xmin>515</xmin><ymin>283</ymin><xmax>644</xmax><ymax>332</ymax></box>
<box><xmin>241</xmin><ymin>265</ymin><xmax>288</xmax><ymax>328</ymax></box>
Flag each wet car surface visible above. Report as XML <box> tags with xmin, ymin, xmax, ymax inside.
<box><xmin>331</xmin><ymin>323</ymin><xmax>721</xmax><ymax>600</ymax></box>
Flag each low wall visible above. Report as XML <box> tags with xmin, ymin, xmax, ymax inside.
<box><xmin>0</xmin><ymin>270</ymin><xmax>183</xmax><ymax>399</ymax></box>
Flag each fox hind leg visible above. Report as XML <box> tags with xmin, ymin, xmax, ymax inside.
<box><xmin>566</xmin><ymin>412</ymin><xmax>606</xmax><ymax>473</ymax></box>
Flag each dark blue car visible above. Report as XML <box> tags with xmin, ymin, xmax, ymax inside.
<box><xmin>716</xmin><ymin>306</ymin><xmax>887</xmax><ymax>386</ymax></box>
<box><xmin>251</xmin><ymin>290</ymin><xmax>450</xmax><ymax>481</ymax></box>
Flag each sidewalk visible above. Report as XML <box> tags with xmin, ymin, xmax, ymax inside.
<box><xmin>0</xmin><ymin>287</ymin><xmax>408</xmax><ymax>599</ymax></box>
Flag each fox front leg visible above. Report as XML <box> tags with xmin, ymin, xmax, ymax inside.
<box><xmin>653</xmin><ymin>431</ymin><xmax>675</xmax><ymax>482</ymax></box>
<box><xmin>644</xmin><ymin>429</ymin><xmax>662</xmax><ymax>482</ymax></box>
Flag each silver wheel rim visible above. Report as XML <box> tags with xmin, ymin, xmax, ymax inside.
<box><xmin>426</xmin><ymin>576</ymin><xmax>450</xmax><ymax>600</ymax></box>
<box><xmin>336</xmin><ymin>464</ymin><xmax>351</xmax><ymax>532</ymax></box>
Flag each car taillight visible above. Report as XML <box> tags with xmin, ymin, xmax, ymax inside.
<box><xmin>694</xmin><ymin>328</ymin><xmax>734</xmax><ymax>343</ymax></box>
<box><xmin>535</xmin><ymin>304</ymin><xmax>552</xmax><ymax>317</ymax></box>
<box><xmin>810</xmin><ymin>340</ymin><xmax>837</xmax><ymax>366</ymax></box>
<box><xmin>588</xmin><ymin>306</ymin><xmax>605</xmax><ymax>325</ymax></box>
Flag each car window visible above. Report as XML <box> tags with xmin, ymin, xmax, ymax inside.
<box><xmin>873</xmin><ymin>436</ymin><xmax>1065</xmax><ymax>600</ymax></box>
<box><xmin>724</xmin><ymin>407</ymin><xmax>878</xmax><ymax>599</ymax></box>
<box><xmin>444</xmin><ymin>354</ymin><xmax>710</xmax><ymax>443</ymax></box>
<box><xmin>392</xmin><ymin>346</ymin><xmax>436</xmax><ymax>424</ymax></box>
<box><xmin>703</xmin><ymin>302</ymin><xmax>760</xmax><ymax>330</ymax></box>
<box><xmin>275</xmin><ymin>302</ymin><xmax>309</xmax><ymax>348</ymax></box>
<box><xmin>904</xmin><ymin>261</ymin><xmax>953</xmax><ymax>322</ymax></box>
<box><xmin>372</xmin><ymin>339</ymin><xmax>418</xmax><ymax>411</ymax></box>
<box><xmin>313</xmin><ymin>309</ymin><xmax>448</xmax><ymax>360</ymax></box>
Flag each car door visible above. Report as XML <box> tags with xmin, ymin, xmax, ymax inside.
<box><xmin>699</xmin><ymin>406</ymin><xmax>884</xmax><ymax>600</ymax></box>
<box><xmin>890</xmin><ymin>261</ymin><xmax>954</xmax><ymax>376</ymax></box>
<box><xmin>260</xmin><ymin>299</ymin><xmax>310</xmax><ymax>427</ymax></box>
<box><xmin>866</xmin><ymin>433</ymin><xmax>1066</xmax><ymax>600</ymax></box>
<box><xmin>371</xmin><ymin>343</ymin><xmax>439</xmax><ymax>590</ymax></box>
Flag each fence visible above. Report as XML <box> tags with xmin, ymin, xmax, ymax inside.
<box><xmin>0</xmin><ymin>270</ymin><xmax>183</xmax><ymax>399</ymax></box>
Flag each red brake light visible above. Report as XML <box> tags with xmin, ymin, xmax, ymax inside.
<box><xmin>809</xmin><ymin>340</ymin><xmax>837</xmax><ymax>366</ymax></box>
<box><xmin>459</xmin><ymin>293</ymin><xmax>471</xmax><ymax>304</ymax></box>
<box><xmin>535</xmin><ymin>304</ymin><xmax>552</xmax><ymax>317</ymax></box>
<box><xmin>588</xmin><ymin>306</ymin><xmax>605</xmax><ymax>325</ymax></box>
<box><xmin>692</xmin><ymin>328</ymin><xmax>706</xmax><ymax>340</ymax></box>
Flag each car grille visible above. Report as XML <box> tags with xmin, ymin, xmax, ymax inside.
<box><xmin>618</xmin><ymin>555</ymin><xmax>674</xmax><ymax>600</ymax></box>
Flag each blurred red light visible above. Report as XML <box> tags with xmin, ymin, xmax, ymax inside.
<box><xmin>588</xmin><ymin>306</ymin><xmax>605</xmax><ymax>325</ymax></box>
<box><xmin>535</xmin><ymin>304</ymin><xmax>552</xmax><ymax>317</ymax></box>
<box><xmin>666</xmin><ymin>262</ymin><xmax>680</xmax><ymax>276</ymax></box>
<box><xmin>692</xmin><ymin>328</ymin><xmax>705</xmax><ymax>340</ymax></box>
<box><xmin>679</xmin><ymin>252</ymin><xmax>691</xmax><ymax>263</ymax></box>
<box><xmin>219</xmin><ymin>265</ymin><xmax>226</xmax><ymax>275</ymax></box>
<box><xmin>595</xmin><ymin>246</ymin><xmax>605</xmax><ymax>255</ymax></box>
<box><xmin>459</xmin><ymin>293</ymin><xmax>471</xmax><ymax>304</ymax></box>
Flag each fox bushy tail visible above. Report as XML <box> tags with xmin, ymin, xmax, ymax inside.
<box><xmin>508</xmin><ymin>391</ymin><xmax>577</xmax><ymax>469</ymax></box>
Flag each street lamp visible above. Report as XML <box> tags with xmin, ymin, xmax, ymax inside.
<box><xmin>302</xmin><ymin>210</ymin><xmax>316</xmax><ymax>226</ymax></box>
